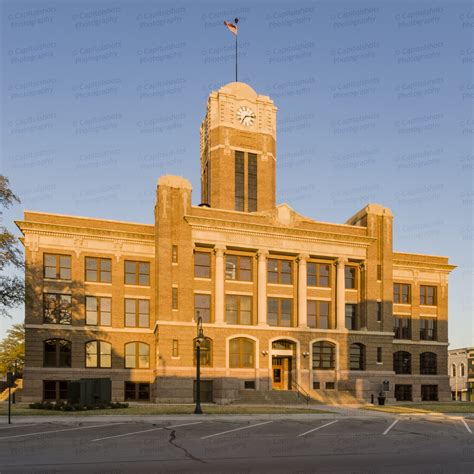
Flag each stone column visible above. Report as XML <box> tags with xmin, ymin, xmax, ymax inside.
<box><xmin>297</xmin><ymin>253</ymin><xmax>309</xmax><ymax>328</ymax></box>
<box><xmin>214</xmin><ymin>245</ymin><xmax>225</xmax><ymax>324</ymax></box>
<box><xmin>336</xmin><ymin>257</ymin><xmax>347</xmax><ymax>330</ymax></box>
<box><xmin>257</xmin><ymin>249</ymin><xmax>268</xmax><ymax>326</ymax></box>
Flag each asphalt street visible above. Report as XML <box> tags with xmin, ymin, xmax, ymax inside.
<box><xmin>0</xmin><ymin>415</ymin><xmax>472</xmax><ymax>473</ymax></box>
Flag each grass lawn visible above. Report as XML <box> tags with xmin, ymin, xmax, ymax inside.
<box><xmin>362</xmin><ymin>402</ymin><xmax>474</xmax><ymax>414</ymax></box>
<box><xmin>0</xmin><ymin>403</ymin><xmax>332</xmax><ymax>416</ymax></box>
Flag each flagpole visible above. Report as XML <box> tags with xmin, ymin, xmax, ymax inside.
<box><xmin>235</xmin><ymin>18</ymin><xmax>239</xmax><ymax>82</ymax></box>
<box><xmin>235</xmin><ymin>33</ymin><xmax>238</xmax><ymax>82</ymax></box>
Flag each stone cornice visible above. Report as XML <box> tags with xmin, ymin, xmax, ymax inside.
<box><xmin>16</xmin><ymin>220</ymin><xmax>155</xmax><ymax>244</ymax></box>
<box><xmin>393</xmin><ymin>260</ymin><xmax>456</xmax><ymax>273</ymax></box>
<box><xmin>184</xmin><ymin>215</ymin><xmax>375</xmax><ymax>249</ymax></box>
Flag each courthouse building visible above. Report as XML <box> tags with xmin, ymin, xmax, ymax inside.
<box><xmin>17</xmin><ymin>82</ymin><xmax>456</xmax><ymax>404</ymax></box>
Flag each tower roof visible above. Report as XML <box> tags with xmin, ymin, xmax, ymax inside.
<box><xmin>218</xmin><ymin>82</ymin><xmax>258</xmax><ymax>100</ymax></box>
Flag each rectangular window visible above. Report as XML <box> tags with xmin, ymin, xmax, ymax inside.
<box><xmin>345</xmin><ymin>304</ymin><xmax>358</xmax><ymax>330</ymax></box>
<box><xmin>420</xmin><ymin>318</ymin><xmax>437</xmax><ymax>341</ymax></box>
<box><xmin>377</xmin><ymin>347</ymin><xmax>383</xmax><ymax>363</ymax></box>
<box><xmin>43</xmin><ymin>293</ymin><xmax>72</xmax><ymax>324</ymax></box>
<box><xmin>420</xmin><ymin>285</ymin><xmax>437</xmax><ymax>306</ymax></box>
<box><xmin>307</xmin><ymin>300</ymin><xmax>330</xmax><ymax>329</ymax></box>
<box><xmin>225</xmin><ymin>255</ymin><xmax>252</xmax><ymax>281</ymax></box>
<box><xmin>377</xmin><ymin>264</ymin><xmax>382</xmax><ymax>281</ymax></box>
<box><xmin>194</xmin><ymin>251</ymin><xmax>211</xmax><ymax>278</ymax></box>
<box><xmin>85</xmin><ymin>257</ymin><xmax>111</xmax><ymax>283</ymax></box>
<box><xmin>313</xmin><ymin>382</ymin><xmax>321</xmax><ymax>390</ymax></box>
<box><xmin>395</xmin><ymin>384</ymin><xmax>412</xmax><ymax>401</ymax></box>
<box><xmin>226</xmin><ymin>295</ymin><xmax>252</xmax><ymax>325</ymax></box>
<box><xmin>244</xmin><ymin>380</ymin><xmax>256</xmax><ymax>390</ymax></box>
<box><xmin>86</xmin><ymin>296</ymin><xmax>111</xmax><ymax>326</ymax></box>
<box><xmin>394</xmin><ymin>283</ymin><xmax>411</xmax><ymax>304</ymax></box>
<box><xmin>124</xmin><ymin>261</ymin><xmax>150</xmax><ymax>286</ymax></box>
<box><xmin>421</xmin><ymin>385</ymin><xmax>438</xmax><ymax>402</ymax></box>
<box><xmin>235</xmin><ymin>150</ymin><xmax>245</xmax><ymax>211</ymax></box>
<box><xmin>172</xmin><ymin>245</ymin><xmax>178</xmax><ymax>264</ymax></box>
<box><xmin>194</xmin><ymin>293</ymin><xmax>211</xmax><ymax>323</ymax></box>
<box><xmin>44</xmin><ymin>254</ymin><xmax>71</xmax><ymax>280</ymax></box>
<box><xmin>325</xmin><ymin>382</ymin><xmax>335</xmax><ymax>390</ymax></box>
<box><xmin>124</xmin><ymin>299</ymin><xmax>149</xmax><ymax>328</ymax></box>
<box><xmin>248</xmin><ymin>153</ymin><xmax>257</xmax><ymax>212</ymax></box>
<box><xmin>377</xmin><ymin>302</ymin><xmax>382</xmax><ymax>322</ymax></box>
<box><xmin>345</xmin><ymin>266</ymin><xmax>357</xmax><ymax>289</ymax></box>
<box><xmin>307</xmin><ymin>262</ymin><xmax>330</xmax><ymax>287</ymax></box>
<box><xmin>172</xmin><ymin>287</ymin><xmax>178</xmax><ymax>310</ymax></box>
<box><xmin>43</xmin><ymin>381</ymin><xmax>69</xmax><ymax>402</ymax></box>
<box><xmin>394</xmin><ymin>317</ymin><xmax>411</xmax><ymax>339</ymax></box>
<box><xmin>267</xmin><ymin>258</ymin><xmax>293</xmax><ymax>285</ymax></box>
<box><xmin>172</xmin><ymin>339</ymin><xmax>179</xmax><ymax>357</ymax></box>
<box><xmin>124</xmin><ymin>382</ymin><xmax>150</xmax><ymax>401</ymax></box>
<box><xmin>267</xmin><ymin>297</ymin><xmax>293</xmax><ymax>327</ymax></box>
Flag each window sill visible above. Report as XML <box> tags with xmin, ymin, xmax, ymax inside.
<box><xmin>194</xmin><ymin>277</ymin><xmax>212</xmax><ymax>281</ymax></box>
<box><xmin>124</xmin><ymin>284</ymin><xmax>151</xmax><ymax>288</ymax></box>
<box><xmin>420</xmin><ymin>305</ymin><xmax>438</xmax><ymax>308</ymax></box>
<box><xmin>85</xmin><ymin>281</ymin><xmax>112</xmax><ymax>286</ymax></box>
<box><xmin>43</xmin><ymin>278</ymin><xmax>72</xmax><ymax>283</ymax></box>
<box><xmin>307</xmin><ymin>286</ymin><xmax>331</xmax><ymax>290</ymax></box>
<box><xmin>225</xmin><ymin>279</ymin><xmax>253</xmax><ymax>284</ymax></box>
<box><xmin>267</xmin><ymin>283</ymin><xmax>293</xmax><ymax>287</ymax></box>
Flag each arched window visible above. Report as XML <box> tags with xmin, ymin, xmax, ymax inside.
<box><xmin>460</xmin><ymin>363</ymin><xmax>465</xmax><ymax>377</ymax></box>
<box><xmin>312</xmin><ymin>341</ymin><xmax>336</xmax><ymax>370</ymax></box>
<box><xmin>194</xmin><ymin>337</ymin><xmax>212</xmax><ymax>367</ymax></box>
<box><xmin>44</xmin><ymin>339</ymin><xmax>71</xmax><ymax>368</ymax></box>
<box><xmin>85</xmin><ymin>341</ymin><xmax>112</xmax><ymax>368</ymax></box>
<box><xmin>124</xmin><ymin>342</ymin><xmax>149</xmax><ymax>369</ymax></box>
<box><xmin>420</xmin><ymin>352</ymin><xmax>437</xmax><ymax>375</ymax></box>
<box><xmin>229</xmin><ymin>337</ymin><xmax>255</xmax><ymax>368</ymax></box>
<box><xmin>393</xmin><ymin>351</ymin><xmax>411</xmax><ymax>374</ymax></box>
<box><xmin>452</xmin><ymin>364</ymin><xmax>457</xmax><ymax>377</ymax></box>
<box><xmin>349</xmin><ymin>343</ymin><xmax>365</xmax><ymax>371</ymax></box>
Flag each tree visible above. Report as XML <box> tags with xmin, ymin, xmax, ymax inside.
<box><xmin>0</xmin><ymin>175</ymin><xmax>23</xmax><ymax>317</ymax></box>
<box><xmin>0</xmin><ymin>323</ymin><xmax>25</xmax><ymax>374</ymax></box>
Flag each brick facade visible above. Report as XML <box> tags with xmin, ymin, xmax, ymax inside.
<box><xmin>17</xmin><ymin>82</ymin><xmax>455</xmax><ymax>404</ymax></box>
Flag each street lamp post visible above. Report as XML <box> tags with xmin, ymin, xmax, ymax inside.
<box><xmin>194</xmin><ymin>313</ymin><xmax>205</xmax><ymax>415</ymax></box>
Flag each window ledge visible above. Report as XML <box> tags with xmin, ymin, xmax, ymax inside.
<box><xmin>124</xmin><ymin>284</ymin><xmax>151</xmax><ymax>288</ymax></box>
<box><xmin>85</xmin><ymin>281</ymin><xmax>112</xmax><ymax>286</ymax></box>
<box><xmin>267</xmin><ymin>283</ymin><xmax>293</xmax><ymax>287</ymax></box>
<box><xmin>307</xmin><ymin>286</ymin><xmax>331</xmax><ymax>290</ymax></box>
<box><xmin>225</xmin><ymin>279</ymin><xmax>253</xmax><ymax>284</ymax></box>
<box><xmin>194</xmin><ymin>277</ymin><xmax>212</xmax><ymax>281</ymax></box>
<box><xmin>43</xmin><ymin>278</ymin><xmax>72</xmax><ymax>283</ymax></box>
<box><xmin>420</xmin><ymin>305</ymin><xmax>438</xmax><ymax>308</ymax></box>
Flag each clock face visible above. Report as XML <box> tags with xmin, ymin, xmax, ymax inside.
<box><xmin>237</xmin><ymin>106</ymin><xmax>256</xmax><ymax>126</ymax></box>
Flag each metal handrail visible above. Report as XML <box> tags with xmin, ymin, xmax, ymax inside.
<box><xmin>291</xmin><ymin>380</ymin><xmax>311</xmax><ymax>405</ymax></box>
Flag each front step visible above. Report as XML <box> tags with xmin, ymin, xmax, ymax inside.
<box><xmin>235</xmin><ymin>389</ymin><xmax>317</xmax><ymax>405</ymax></box>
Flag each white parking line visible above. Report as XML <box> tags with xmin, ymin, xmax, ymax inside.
<box><xmin>461</xmin><ymin>419</ymin><xmax>472</xmax><ymax>434</ymax></box>
<box><xmin>91</xmin><ymin>421</ymin><xmax>202</xmax><ymax>442</ymax></box>
<box><xmin>0</xmin><ymin>424</ymin><xmax>40</xmax><ymax>431</ymax></box>
<box><xmin>383</xmin><ymin>419</ymin><xmax>399</xmax><ymax>435</ymax></box>
<box><xmin>0</xmin><ymin>423</ymin><xmax>123</xmax><ymax>441</ymax></box>
<box><xmin>200</xmin><ymin>421</ymin><xmax>273</xmax><ymax>440</ymax></box>
<box><xmin>92</xmin><ymin>427</ymin><xmax>163</xmax><ymax>442</ymax></box>
<box><xmin>168</xmin><ymin>422</ymin><xmax>203</xmax><ymax>429</ymax></box>
<box><xmin>297</xmin><ymin>420</ymin><xmax>338</xmax><ymax>437</ymax></box>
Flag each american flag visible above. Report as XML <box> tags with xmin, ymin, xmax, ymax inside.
<box><xmin>224</xmin><ymin>19</ymin><xmax>238</xmax><ymax>36</ymax></box>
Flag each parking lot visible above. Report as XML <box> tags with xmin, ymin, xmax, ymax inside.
<box><xmin>0</xmin><ymin>415</ymin><xmax>473</xmax><ymax>473</ymax></box>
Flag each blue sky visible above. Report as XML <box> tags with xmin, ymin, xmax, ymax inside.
<box><xmin>1</xmin><ymin>0</ymin><xmax>472</xmax><ymax>347</ymax></box>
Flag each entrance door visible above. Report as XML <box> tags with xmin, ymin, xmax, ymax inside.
<box><xmin>272</xmin><ymin>365</ymin><xmax>283</xmax><ymax>390</ymax></box>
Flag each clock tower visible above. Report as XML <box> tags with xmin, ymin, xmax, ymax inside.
<box><xmin>200</xmin><ymin>82</ymin><xmax>277</xmax><ymax>212</ymax></box>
